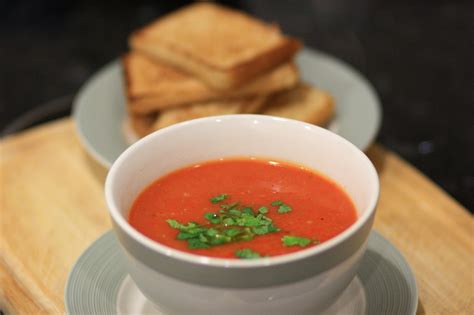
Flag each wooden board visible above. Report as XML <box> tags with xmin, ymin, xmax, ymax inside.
<box><xmin>0</xmin><ymin>118</ymin><xmax>472</xmax><ymax>314</ymax></box>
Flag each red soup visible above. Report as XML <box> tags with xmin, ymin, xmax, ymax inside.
<box><xmin>129</xmin><ymin>158</ymin><xmax>357</xmax><ymax>259</ymax></box>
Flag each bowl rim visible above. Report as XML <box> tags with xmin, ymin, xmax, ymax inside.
<box><xmin>105</xmin><ymin>114</ymin><xmax>379</xmax><ymax>268</ymax></box>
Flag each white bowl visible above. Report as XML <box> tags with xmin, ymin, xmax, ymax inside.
<box><xmin>105</xmin><ymin>115</ymin><xmax>379</xmax><ymax>314</ymax></box>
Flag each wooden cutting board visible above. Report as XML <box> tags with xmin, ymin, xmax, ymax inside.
<box><xmin>0</xmin><ymin>118</ymin><xmax>472</xmax><ymax>314</ymax></box>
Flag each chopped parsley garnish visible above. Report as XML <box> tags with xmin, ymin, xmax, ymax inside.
<box><xmin>204</xmin><ymin>212</ymin><xmax>221</xmax><ymax>224</ymax></box>
<box><xmin>242</xmin><ymin>207</ymin><xmax>254</xmax><ymax>215</ymax></box>
<box><xmin>271</xmin><ymin>200</ymin><xmax>292</xmax><ymax>214</ymax></box>
<box><xmin>282</xmin><ymin>235</ymin><xmax>313</xmax><ymax>247</ymax></box>
<box><xmin>235</xmin><ymin>248</ymin><xmax>262</xmax><ymax>259</ymax></box>
<box><xmin>166</xmin><ymin>195</ymin><xmax>282</xmax><ymax>250</ymax></box>
<box><xmin>210</xmin><ymin>194</ymin><xmax>228</xmax><ymax>204</ymax></box>
<box><xmin>271</xmin><ymin>200</ymin><xmax>283</xmax><ymax>206</ymax></box>
<box><xmin>188</xmin><ymin>238</ymin><xmax>210</xmax><ymax>249</ymax></box>
<box><xmin>228</xmin><ymin>209</ymin><xmax>241</xmax><ymax>216</ymax></box>
<box><xmin>258</xmin><ymin>206</ymin><xmax>268</xmax><ymax>214</ymax></box>
<box><xmin>166</xmin><ymin>195</ymin><xmax>315</xmax><ymax>256</ymax></box>
<box><xmin>166</xmin><ymin>219</ymin><xmax>181</xmax><ymax>229</ymax></box>
<box><xmin>220</xmin><ymin>202</ymin><xmax>239</xmax><ymax>210</ymax></box>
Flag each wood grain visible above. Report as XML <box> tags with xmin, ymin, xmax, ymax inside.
<box><xmin>0</xmin><ymin>118</ymin><xmax>472</xmax><ymax>314</ymax></box>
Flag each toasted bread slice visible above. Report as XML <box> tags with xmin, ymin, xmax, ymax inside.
<box><xmin>128</xmin><ymin>112</ymin><xmax>157</xmax><ymax>138</ymax></box>
<box><xmin>130</xmin><ymin>2</ymin><xmax>300</xmax><ymax>90</ymax></box>
<box><xmin>151</xmin><ymin>96</ymin><xmax>267</xmax><ymax>131</ymax></box>
<box><xmin>262</xmin><ymin>84</ymin><xmax>335</xmax><ymax>126</ymax></box>
<box><xmin>123</xmin><ymin>53</ymin><xmax>298</xmax><ymax>114</ymax></box>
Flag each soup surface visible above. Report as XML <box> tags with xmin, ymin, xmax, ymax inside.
<box><xmin>129</xmin><ymin>158</ymin><xmax>357</xmax><ymax>259</ymax></box>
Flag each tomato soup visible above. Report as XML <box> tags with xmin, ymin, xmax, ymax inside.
<box><xmin>129</xmin><ymin>158</ymin><xmax>357</xmax><ymax>259</ymax></box>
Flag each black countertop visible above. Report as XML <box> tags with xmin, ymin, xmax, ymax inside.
<box><xmin>1</xmin><ymin>0</ymin><xmax>473</xmax><ymax>211</ymax></box>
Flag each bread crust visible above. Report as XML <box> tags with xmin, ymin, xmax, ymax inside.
<box><xmin>151</xmin><ymin>96</ymin><xmax>267</xmax><ymax>131</ymax></box>
<box><xmin>129</xmin><ymin>2</ymin><xmax>301</xmax><ymax>90</ymax></box>
<box><xmin>123</xmin><ymin>53</ymin><xmax>298</xmax><ymax>113</ymax></box>
<box><xmin>262</xmin><ymin>84</ymin><xmax>335</xmax><ymax>126</ymax></box>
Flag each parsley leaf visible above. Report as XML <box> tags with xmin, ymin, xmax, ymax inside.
<box><xmin>199</xmin><ymin>234</ymin><xmax>209</xmax><ymax>243</ymax></box>
<box><xmin>258</xmin><ymin>206</ymin><xmax>268</xmax><ymax>214</ymax></box>
<box><xmin>166</xmin><ymin>219</ymin><xmax>182</xmax><ymax>229</ymax></box>
<box><xmin>210</xmin><ymin>194</ymin><xmax>228</xmax><ymax>204</ymax></box>
<box><xmin>223</xmin><ymin>217</ymin><xmax>236</xmax><ymax>226</ymax></box>
<box><xmin>225</xmin><ymin>229</ymin><xmax>241</xmax><ymax>237</ymax></box>
<box><xmin>228</xmin><ymin>209</ymin><xmax>242</xmax><ymax>217</ymax></box>
<box><xmin>206</xmin><ymin>228</ymin><xmax>218</xmax><ymax>237</ymax></box>
<box><xmin>204</xmin><ymin>212</ymin><xmax>221</xmax><ymax>224</ymax></box>
<box><xmin>242</xmin><ymin>207</ymin><xmax>254</xmax><ymax>215</ymax></box>
<box><xmin>188</xmin><ymin>238</ymin><xmax>210</xmax><ymax>249</ymax></box>
<box><xmin>167</xmin><ymin>194</ymin><xmax>287</xmax><ymax>253</ymax></box>
<box><xmin>282</xmin><ymin>235</ymin><xmax>312</xmax><ymax>247</ymax></box>
<box><xmin>235</xmin><ymin>248</ymin><xmax>261</xmax><ymax>259</ymax></box>
<box><xmin>252</xmin><ymin>225</ymin><xmax>270</xmax><ymax>235</ymax></box>
<box><xmin>177</xmin><ymin>232</ymin><xmax>197</xmax><ymax>240</ymax></box>
<box><xmin>167</xmin><ymin>220</ymin><xmax>201</xmax><ymax>231</ymax></box>
<box><xmin>220</xmin><ymin>202</ymin><xmax>239</xmax><ymax>210</ymax></box>
<box><xmin>238</xmin><ymin>214</ymin><xmax>261</xmax><ymax>227</ymax></box>
<box><xmin>271</xmin><ymin>200</ymin><xmax>292</xmax><ymax>213</ymax></box>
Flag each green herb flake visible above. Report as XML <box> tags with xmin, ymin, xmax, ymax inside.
<box><xmin>204</xmin><ymin>212</ymin><xmax>217</xmax><ymax>220</ymax></box>
<box><xmin>187</xmin><ymin>238</ymin><xmax>210</xmax><ymax>249</ymax></box>
<box><xmin>176</xmin><ymin>232</ymin><xmax>196</xmax><ymax>240</ymax></box>
<box><xmin>204</xmin><ymin>212</ymin><xmax>221</xmax><ymax>224</ymax></box>
<box><xmin>223</xmin><ymin>217</ymin><xmax>236</xmax><ymax>226</ymax></box>
<box><xmin>258</xmin><ymin>206</ymin><xmax>268</xmax><ymax>214</ymax></box>
<box><xmin>210</xmin><ymin>194</ymin><xmax>228</xmax><ymax>204</ymax></box>
<box><xmin>206</xmin><ymin>228</ymin><xmax>218</xmax><ymax>237</ymax></box>
<box><xmin>282</xmin><ymin>235</ymin><xmax>312</xmax><ymax>247</ymax></box>
<box><xmin>267</xmin><ymin>224</ymin><xmax>280</xmax><ymax>233</ymax></box>
<box><xmin>271</xmin><ymin>200</ymin><xmax>283</xmax><ymax>206</ymax></box>
<box><xmin>166</xmin><ymin>219</ymin><xmax>182</xmax><ymax>229</ymax></box>
<box><xmin>270</xmin><ymin>200</ymin><xmax>292</xmax><ymax>214</ymax></box>
<box><xmin>166</xmin><ymin>220</ymin><xmax>200</xmax><ymax>231</ymax></box>
<box><xmin>238</xmin><ymin>214</ymin><xmax>261</xmax><ymax>227</ymax></box>
<box><xmin>277</xmin><ymin>204</ymin><xmax>292</xmax><ymax>214</ymax></box>
<box><xmin>220</xmin><ymin>202</ymin><xmax>239</xmax><ymax>210</ymax></box>
<box><xmin>199</xmin><ymin>234</ymin><xmax>209</xmax><ymax>243</ymax></box>
<box><xmin>209</xmin><ymin>238</ymin><xmax>225</xmax><ymax>245</ymax></box>
<box><xmin>252</xmin><ymin>222</ymin><xmax>280</xmax><ymax>235</ymax></box>
<box><xmin>186</xmin><ymin>227</ymin><xmax>207</xmax><ymax>235</ymax></box>
<box><xmin>242</xmin><ymin>207</ymin><xmax>254</xmax><ymax>215</ymax></box>
<box><xmin>228</xmin><ymin>209</ymin><xmax>242</xmax><ymax>217</ymax></box>
<box><xmin>225</xmin><ymin>229</ymin><xmax>241</xmax><ymax>237</ymax></box>
<box><xmin>167</xmin><ymin>194</ymin><xmax>288</xmax><ymax>251</ymax></box>
<box><xmin>235</xmin><ymin>248</ymin><xmax>262</xmax><ymax>259</ymax></box>
<box><xmin>252</xmin><ymin>225</ymin><xmax>269</xmax><ymax>235</ymax></box>
<box><xmin>166</xmin><ymin>219</ymin><xmax>184</xmax><ymax>230</ymax></box>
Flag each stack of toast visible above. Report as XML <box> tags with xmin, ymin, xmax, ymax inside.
<box><xmin>123</xmin><ymin>2</ymin><xmax>334</xmax><ymax>138</ymax></box>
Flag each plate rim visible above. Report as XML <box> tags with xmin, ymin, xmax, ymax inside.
<box><xmin>299</xmin><ymin>48</ymin><xmax>382</xmax><ymax>151</ymax></box>
<box><xmin>72</xmin><ymin>60</ymin><xmax>119</xmax><ymax>168</ymax></box>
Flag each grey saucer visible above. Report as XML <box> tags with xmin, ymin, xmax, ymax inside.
<box><xmin>65</xmin><ymin>230</ymin><xmax>417</xmax><ymax>315</ymax></box>
<box><xmin>73</xmin><ymin>48</ymin><xmax>381</xmax><ymax>168</ymax></box>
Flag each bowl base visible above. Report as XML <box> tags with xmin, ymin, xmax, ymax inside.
<box><xmin>116</xmin><ymin>275</ymin><xmax>367</xmax><ymax>315</ymax></box>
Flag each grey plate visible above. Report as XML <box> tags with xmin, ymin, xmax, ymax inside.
<box><xmin>73</xmin><ymin>48</ymin><xmax>381</xmax><ymax>168</ymax></box>
<box><xmin>65</xmin><ymin>230</ymin><xmax>417</xmax><ymax>315</ymax></box>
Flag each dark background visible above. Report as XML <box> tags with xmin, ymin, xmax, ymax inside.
<box><xmin>0</xmin><ymin>0</ymin><xmax>473</xmax><ymax>212</ymax></box>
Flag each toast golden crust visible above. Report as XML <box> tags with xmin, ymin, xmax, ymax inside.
<box><xmin>127</xmin><ymin>84</ymin><xmax>335</xmax><ymax>138</ymax></box>
<box><xmin>123</xmin><ymin>53</ymin><xmax>298</xmax><ymax>113</ymax></box>
<box><xmin>130</xmin><ymin>2</ymin><xmax>300</xmax><ymax>90</ymax></box>
<box><xmin>262</xmin><ymin>84</ymin><xmax>335</xmax><ymax>126</ymax></box>
<box><xmin>128</xmin><ymin>111</ymin><xmax>157</xmax><ymax>138</ymax></box>
<box><xmin>151</xmin><ymin>96</ymin><xmax>267</xmax><ymax>131</ymax></box>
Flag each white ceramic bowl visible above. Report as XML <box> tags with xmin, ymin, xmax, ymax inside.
<box><xmin>105</xmin><ymin>115</ymin><xmax>379</xmax><ymax>315</ymax></box>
